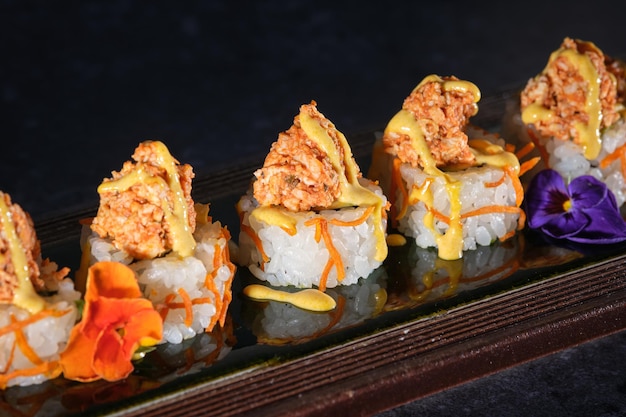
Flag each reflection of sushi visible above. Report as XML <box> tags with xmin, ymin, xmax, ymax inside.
<box><xmin>382</xmin><ymin>235</ymin><xmax>520</xmax><ymax>312</ymax></box>
<box><xmin>0</xmin><ymin>191</ymin><xmax>80</xmax><ymax>388</ymax></box>
<box><xmin>79</xmin><ymin>140</ymin><xmax>236</xmax><ymax>345</ymax></box>
<box><xmin>242</xmin><ymin>268</ymin><xmax>387</xmax><ymax>345</ymax></box>
<box><xmin>237</xmin><ymin>101</ymin><xmax>389</xmax><ymax>292</ymax></box>
<box><xmin>506</xmin><ymin>37</ymin><xmax>626</xmax><ymax>206</ymax></box>
<box><xmin>369</xmin><ymin>75</ymin><xmax>533</xmax><ymax>261</ymax></box>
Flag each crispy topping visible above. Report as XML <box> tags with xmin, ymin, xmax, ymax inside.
<box><xmin>521</xmin><ymin>37</ymin><xmax>625</xmax><ymax>150</ymax></box>
<box><xmin>253</xmin><ymin>102</ymin><xmax>345</xmax><ymax>211</ymax></box>
<box><xmin>383</xmin><ymin>75</ymin><xmax>479</xmax><ymax>168</ymax></box>
<box><xmin>91</xmin><ymin>141</ymin><xmax>196</xmax><ymax>260</ymax></box>
<box><xmin>0</xmin><ymin>192</ymin><xmax>43</xmax><ymax>304</ymax></box>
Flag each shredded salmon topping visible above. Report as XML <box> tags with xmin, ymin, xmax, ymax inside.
<box><xmin>383</xmin><ymin>75</ymin><xmax>478</xmax><ymax>168</ymax></box>
<box><xmin>91</xmin><ymin>141</ymin><xmax>197</xmax><ymax>260</ymax></box>
<box><xmin>253</xmin><ymin>101</ymin><xmax>351</xmax><ymax>212</ymax></box>
<box><xmin>0</xmin><ymin>192</ymin><xmax>69</xmax><ymax>304</ymax></box>
<box><xmin>520</xmin><ymin>37</ymin><xmax>625</xmax><ymax>143</ymax></box>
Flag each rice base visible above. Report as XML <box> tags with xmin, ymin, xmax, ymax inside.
<box><xmin>0</xmin><ymin>279</ymin><xmax>80</xmax><ymax>388</ymax></box>
<box><xmin>237</xmin><ymin>178</ymin><xmax>388</xmax><ymax>289</ymax></box>
<box><xmin>397</xmin><ymin>162</ymin><xmax>521</xmax><ymax>252</ymax></box>
<box><xmin>504</xmin><ymin>101</ymin><xmax>626</xmax><ymax>207</ymax></box>
<box><xmin>82</xmin><ymin>220</ymin><xmax>234</xmax><ymax>345</ymax></box>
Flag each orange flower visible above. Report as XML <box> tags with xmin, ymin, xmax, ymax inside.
<box><xmin>60</xmin><ymin>262</ymin><xmax>163</xmax><ymax>382</ymax></box>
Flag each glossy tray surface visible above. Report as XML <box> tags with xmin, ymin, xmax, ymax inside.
<box><xmin>2</xmin><ymin>89</ymin><xmax>626</xmax><ymax>417</ymax></box>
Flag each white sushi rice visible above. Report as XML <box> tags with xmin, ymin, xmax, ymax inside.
<box><xmin>83</xmin><ymin>220</ymin><xmax>233</xmax><ymax>345</ymax></box>
<box><xmin>504</xmin><ymin>101</ymin><xmax>626</xmax><ymax>207</ymax></box>
<box><xmin>396</xmin><ymin>162</ymin><xmax>520</xmax><ymax>252</ymax></box>
<box><xmin>0</xmin><ymin>278</ymin><xmax>80</xmax><ymax>388</ymax></box>
<box><xmin>237</xmin><ymin>178</ymin><xmax>388</xmax><ymax>289</ymax></box>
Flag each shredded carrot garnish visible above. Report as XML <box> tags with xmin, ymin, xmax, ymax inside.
<box><xmin>504</xmin><ymin>166</ymin><xmax>524</xmax><ymax>207</ymax></box>
<box><xmin>526</xmin><ymin>128</ymin><xmax>550</xmax><ymax>168</ymax></box>
<box><xmin>241</xmin><ymin>223</ymin><xmax>269</xmax><ymax>264</ymax></box>
<box><xmin>303</xmin><ymin>217</ymin><xmax>345</xmax><ymax>292</ymax></box>
<box><xmin>212</xmin><ymin>243</ymin><xmax>221</xmax><ymax>270</ymax></box>
<box><xmin>329</xmin><ymin>206</ymin><xmax>374</xmax><ymax>227</ymax></box>
<box><xmin>159</xmin><ymin>293</ymin><xmax>177</xmax><ymax>321</ymax></box>
<box><xmin>485</xmin><ymin>172</ymin><xmax>507</xmax><ymax>188</ymax></box>
<box><xmin>461</xmin><ymin>205</ymin><xmax>523</xmax><ymax>219</ymax></box>
<box><xmin>0</xmin><ymin>309</ymin><xmax>70</xmax><ymax>389</ymax></box>
<box><xmin>204</xmin><ymin>273</ymin><xmax>222</xmax><ymax>331</ymax></box>
<box><xmin>177</xmin><ymin>288</ymin><xmax>193</xmax><ymax>327</ymax></box>
<box><xmin>0</xmin><ymin>361</ymin><xmax>61</xmax><ymax>389</ymax></box>
<box><xmin>600</xmin><ymin>143</ymin><xmax>626</xmax><ymax>179</ymax></box>
<box><xmin>519</xmin><ymin>156</ymin><xmax>541</xmax><ymax>177</ymax></box>
<box><xmin>11</xmin><ymin>315</ymin><xmax>43</xmax><ymax>366</ymax></box>
<box><xmin>515</xmin><ymin>141</ymin><xmax>535</xmax><ymax>160</ymax></box>
<box><xmin>392</xmin><ymin>157</ymin><xmax>409</xmax><ymax>224</ymax></box>
<box><xmin>0</xmin><ymin>308</ymin><xmax>70</xmax><ymax>338</ymax></box>
<box><xmin>505</xmin><ymin>143</ymin><xmax>516</xmax><ymax>153</ymax></box>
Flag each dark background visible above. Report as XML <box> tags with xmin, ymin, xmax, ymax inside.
<box><xmin>1</xmin><ymin>1</ymin><xmax>625</xmax><ymax>416</ymax></box>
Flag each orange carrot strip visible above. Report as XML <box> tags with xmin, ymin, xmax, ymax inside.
<box><xmin>305</xmin><ymin>217</ymin><xmax>345</xmax><ymax>292</ymax></box>
<box><xmin>329</xmin><ymin>206</ymin><xmax>375</xmax><ymax>227</ymax></box>
<box><xmin>461</xmin><ymin>205</ymin><xmax>522</xmax><ymax>219</ymax></box>
<box><xmin>515</xmin><ymin>141</ymin><xmax>535</xmax><ymax>160</ymax></box>
<box><xmin>526</xmin><ymin>128</ymin><xmax>550</xmax><ymax>168</ymax></box>
<box><xmin>0</xmin><ymin>361</ymin><xmax>61</xmax><ymax>390</ymax></box>
<box><xmin>519</xmin><ymin>156</ymin><xmax>541</xmax><ymax>177</ymax></box>
<box><xmin>241</xmin><ymin>223</ymin><xmax>269</xmax><ymax>264</ymax></box>
<box><xmin>485</xmin><ymin>172</ymin><xmax>507</xmax><ymax>188</ymax></box>
<box><xmin>176</xmin><ymin>288</ymin><xmax>193</xmax><ymax>328</ymax></box>
<box><xmin>505</xmin><ymin>143</ymin><xmax>516</xmax><ymax>153</ymax></box>
<box><xmin>304</xmin><ymin>218</ymin><xmax>323</xmax><ymax>242</ymax></box>
<box><xmin>11</xmin><ymin>315</ymin><xmax>43</xmax><ymax>366</ymax></box>
<box><xmin>204</xmin><ymin>273</ymin><xmax>222</xmax><ymax>332</ymax></box>
<box><xmin>0</xmin><ymin>308</ymin><xmax>71</xmax><ymax>338</ymax></box>
<box><xmin>505</xmin><ymin>166</ymin><xmax>524</xmax><ymax>207</ymax></box>
<box><xmin>159</xmin><ymin>293</ymin><xmax>177</xmax><ymax>321</ymax></box>
<box><xmin>393</xmin><ymin>158</ymin><xmax>409</xmax><ymax>223</ymax></box>
<box><xmin>218</xmin><ymin>275</ymin><xmax>233</xmax><ymax>328</ymax></box>
<box><xmin>321</xmin><ymin>220</ymin><xmax>345</xmax><ymax>282</ymax></box>
<box><xmin>213</xmin><ymin>243</ymin><xmax>221</xmax><ymax>270</ymax></box>
<box><xmin>601</xmin><ymin>143</ymin><xmax>626</xmax><ymax>179</ymax></box>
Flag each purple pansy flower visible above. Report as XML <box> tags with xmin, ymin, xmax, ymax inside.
<box><xmin>524</xmin><ymin>169</ymin><xmax>626</xmax><ymax>244</ymax></box>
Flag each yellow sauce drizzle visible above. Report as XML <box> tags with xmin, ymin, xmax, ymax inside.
<box><xmin>385</xmin><ymin>76</ymin><xmax>519</xmax><ymax>260</ymax></box>
<box><xmin>243</xmin><ymin>284</ymin><xmax>336</xmax><ymax>312</ymax></box>
<box><xmin>521</xmin><ymin>45</ymin><xmax>602</xmax><ymax>160</ymax></box>
<box><xmin>299</xmin><ymin>111</ymin><xmax>387</xmax><ymax>262</ymax></box>
<box><xmin>250</xmin><ymin>206</ymin><xmax>298</xmax><ymax>235</ymax></box>
<box><xmin>386</xmin><ymin>233</ymin><xmax>407</xmax><ymax>247</ymax></box>
<box><xmin>0</xmin><ymin>196</ymin><xmax>45</xmax><ymax>313</ymax></box>
<box><xmin>97</xmin><ymin>141</ymin><xmax>195</xmax><ymax>257</ymax></box>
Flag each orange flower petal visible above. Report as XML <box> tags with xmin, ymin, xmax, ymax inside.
<box><xmin>92</xmin><ymin>327</ymin><xmax>135</xmax><ymax>382</ymax></box>
<box><xmin>60</xmin><ymin>324</ymin><xmax>100</xmax><ymax>382</ymax></box>
<box><xmin>85</xmin><ymin>261</ymin><xmax>142</xmax><ymax>302</ymax></box>
<box><xmin>60</xmin><ymin>262</ymin><xmax>163</xmax><ymax>383</ymax></box>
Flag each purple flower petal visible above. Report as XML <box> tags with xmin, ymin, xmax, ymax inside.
<box><xmin>525</xmin><ymin>169</ymin><xmax>570</xmax><ymax>229</ymax></box>
<box><xmin>568</xmin><ymin>175</ymin><xmax>608</xmax><ymax>209</ymax></box>
<box><xmin>540</xmin><ymin>210</ymin><xmax>589</xmax><ymax>239</ymax></box>
<box><xmin>562</xmin><ymin>192</ymin><xmax>626</xmax><ymax>244</ymax></box>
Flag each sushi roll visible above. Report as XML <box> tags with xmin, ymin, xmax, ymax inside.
<box><xmin>507</xmin><ymin>37</ymin><xmax>626</xmax><ymax>206</ymax></box>
<box><xmin>0</xmin><ymin>191</ymin><xmax>80</xmax><ymax>388</ymax></box>
<box><xmin>369</xmin><ymin>75</ymin><xmax>532</xmax><ymax>260</ymax></box>
<box><xmin>237</xmin><ymin>101</ymin><xmax>389</xmax><ymax>292</ymax></box>
<box><xmin>79</xmin><ymin>140</ymin><xmax>236</xmax><ymax>345</ymax></box>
